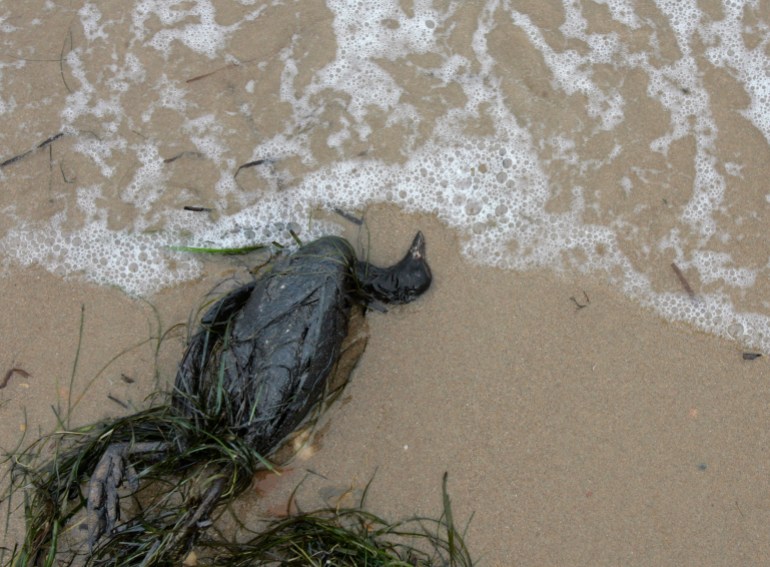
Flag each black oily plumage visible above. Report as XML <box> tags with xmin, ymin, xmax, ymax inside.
<box><xmin>173</xmin><ymin>232</ymin><xmax>432</xmax><ymax>456</ymax></box>
<box><xmin>69</xmin><ymin>232</ymin><xmax>432</xmax><ymax>558</ymax></box>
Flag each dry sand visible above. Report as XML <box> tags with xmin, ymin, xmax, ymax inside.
<box><xmin>1</xmin><ymin>207</ymin><xmax>769</xmax><ymax>565</ymax></box>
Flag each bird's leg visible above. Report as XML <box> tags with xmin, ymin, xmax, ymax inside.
<box><xmin>87</xmin><ymin>441</ymin><xmax>169</xmax><ymax>548</ymax></box>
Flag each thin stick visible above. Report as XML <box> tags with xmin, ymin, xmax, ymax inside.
<box><xmin>185</xmin><ymin>58</ymin><xmax>257</xmax><ymax>84</ymax></box>
<box><xmin>37</xmin><ymin>132</ymin><xmax>64</xmax><ymax>150</ymax></box>
<box><xmin>60</xmin><ymin>28</ymin><xmax>73</xmax><ymax>93</ymax></box>
<box><xmin>0</xmin><ymin>149</ymin><xmax>32</xmax><ymax>169</ymax></box>
<box><xmin>671</xmin><ymin>262</ymin><xmax>696</xmax><ymax>300</ymax></box>
<box><xmin>234</xmin><ymin>158</ymin><xmax>270</xmax><ymax>178</ymax></box>
<box><xmin>107</xmin><ymin>394</ymin><xmax>129</xmax><ymax>409</ymax></box>
<box><xmin>186</xmin><ymin>63</ymin><xmax>240</xmax><ymax>83</ymax></box>
<box><xmin>0</xmin><ymin>367</ymin><xmax>31</xmax><ymax>389</ymax></box>
<box><xmin>163</xmin><ymin>150</ymin><xmax>203</xmax><ymax>164</ymax></box>
<box><xmin>333</xmin><ymin>208</ymin><xmax>364</xmax><ymax>226</ymax></box>
<box><xmin>0</xmin><ymin>132</ymin><xmax>65</xmax><ymax>169</ymax></box>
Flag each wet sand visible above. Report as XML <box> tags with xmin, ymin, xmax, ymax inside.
<box><xmin>2</xmin><ymin>207</ymin><xmax>769</xmax><ymax>564</ymax></box>
<box><xmin>2</xmin><ymin>2</ymin><xmax>770</xmax><ymax>565</ymax></box>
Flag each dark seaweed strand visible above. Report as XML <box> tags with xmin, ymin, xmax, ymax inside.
<box><xmin>333</xmin><ymin>208</ymin><xmax>364</xmax><ymax>226</ymax></box>
<box><xmin>10</xmin><ymin>282</ymin><xmax>276</xmax><ymax>565</ymax></box>
<box><xmin>0</xmin><ymin>132</ymin><xmax>65</xmax><ymax>169</ymax></box>
<box><xmin>9</xmin><ymin>390</ymin><xmax>274</xmax><ymax>566</ymax></box>
<box><xmin>9</xmin><ymin>288</ymin><xmax>250</xmax><ymax>565</ymax></box>
<box><xmin>8</xmin><ymin>237</ymin><xmax>444</xmax><ymax>566</ymax></box>
<box><xmin>234</xmin><ymin>158</ymin><xmax>272</xmax><ymax>179</ymax></box>
<box><xmin>0</xmin><ymin>149</ymin><xmax>33</xmax><ymax>169</ymax></box>
<box><xmin>0</xmin><ymin>368</ymin><xmax>31</xmax><ymax>389</ymax></box>
<box><xmin>670</xmin><ymin>262</ymin><xmax>696</xmax><ymax>300</ymax></box>
<box><xmin>9</xmin><ymin>407</ymin><xmax>171</xmax><ymax>565</ymax></box>
<box><xmin>194</xmin><ymin>473</ymin><xmax>474</xmax><ymax>566</ymax></box>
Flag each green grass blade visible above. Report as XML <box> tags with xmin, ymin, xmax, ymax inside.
<box><xmin>167</xmin><ymin>244</ymin><xmax>266</xmax><ymax>255</ymax></box>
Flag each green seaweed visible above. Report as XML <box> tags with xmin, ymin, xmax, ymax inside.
<box><xmin>195</xmin><ymin>473</ymin><xmax>473</xmax><ymax>567</ymax></box>
<box><xmin>3</xmin><ymin>240</ymin><xmax>473</xmax><ymax>566</ymax></box>
<box><xmin>167</xmin><ymin>244</ymin><xmax>267</xmax><ymax>256</ymax></box>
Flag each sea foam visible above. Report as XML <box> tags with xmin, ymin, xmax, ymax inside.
<box><xmin>1</xmin><ymin>0</ymin><xmax>769</xmax><ymax>352</ymax></box>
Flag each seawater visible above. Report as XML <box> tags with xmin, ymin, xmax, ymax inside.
<box><xmin>1</xmin><ymin>1</ymin><xmax>770</xmax><ymax>351</ymax></box>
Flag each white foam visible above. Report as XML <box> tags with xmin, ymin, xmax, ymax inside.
<box><xmin>3</xmin><ymin>211</ymin><xmax>202</xmax><ymax>296</ymax></box>
<box><xmin>0</xmin><ymin>16</ymin><xmax>18</xmax><ymax>33</ymax></box>
<box><xmin>691</xmin><ymin>252</ymin><xmax>757</xmax><ymax>289</ymax></box>
<box><xmin>131</xmin><ymin>0</ymin><xmax>267</xmax><ymax>59</ymax></box>
<box><xmin>508</xmin><ymin>7</ymin><xmax>625</xmax><ymax>132</ymax></box>
<box><xmin>0</xmin><ymin>96</ymin><xmax>17</xmax><ymax>116</ymax></box>
<box><xmin>79</xmin><ymin>3</ymin><xmax>110</xmax><ymax>42</ymax></box>
<box><xmin>700</xmin><ymin>1</ymin><xmax>770</xmax><ymax>145</ymax></box>
<box><xmin>147</xmin><ymin>1</ymin><xmax>233</xmax><ymax>59</ymax></box>
<box><xmin>595</xmin><ymin>0</ymin><xmax>641</xmax><ymax>29</ymax></box>
<box><xmin>3</xmin><ymin>0</ymin><xmax>770</xmax><ymax>354</ymax></box>
<box><xmin>105</xmin><ymin>53</ymin><xmax>146</xmax><ymax>94</ymax></box>
<box><xmin>122</xmin><ymin>142</ymin><xmax>166</xmax><ymax>216</ymax></box>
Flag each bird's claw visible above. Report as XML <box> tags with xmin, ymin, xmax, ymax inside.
<box><xmin>86</xmin><ymin>441</ymin><xmax>167</xmax><ymax>548</ymax></box>
<box><xmin>87</xmin><ymin>443</ymin><xmax>135</xmax><ymax>548</ymax></box>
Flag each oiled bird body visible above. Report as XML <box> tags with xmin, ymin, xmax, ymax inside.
<box><xmin>174</xmin><ymin>237</ymin><xmax>359</xmax><ymax>453</ymax></box>
<box><xmin>81</xmin><ymin>232</ymin><xmax>431</xmax><ymax>555</ymax></box>
<box><xmin>173</xmin><ymin>233</ymin><xmax>432</xmax><ymax>455</ymax></box>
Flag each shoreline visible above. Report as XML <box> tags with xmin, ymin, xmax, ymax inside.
<box><xmin>2</xmin><ymin>209</ymin><xmax>768</xmax><ymax>564</ymax></box>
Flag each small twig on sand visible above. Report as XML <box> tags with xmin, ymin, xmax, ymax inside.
<box><xmin>185</xmin><ymin>58</ymin><xmax>258</xmax><ymax>84</ymax></box>
<box><xmin>0</xmin><ymin>367</ymin><xmax>31</xmax><ymax>389</ymax></box>
<box><xmin>163</xmin><ymin>151</ymin><xmax>204</xmax><ymax>164</ymax></box>
<box><xmin>570</xmin><ymin>290</ymin><xmax>590</xmax><ymax>310</ymax></box>
<box><xmin>671</xmin><ymin>262</ymin><xmax>696</xmax><ymax>301</ymax></box>
<box><xmin>186</xmin><ymin>63</ymin><xmax>240</xmax><ymax>83</ymax></box>
<box><xmin>234</xmin><ymin>158</ymin><xmax>272</xmax><ymax>178</ymax></box>
<box><xmin>333</xmin><ymin>208</ymin><xmax>364</xmax><ymax>226</ymax></box>
<box><xmin>60</xmin><ymin>28</ymin><xmax>74</xmax><ymax>93</ymax></box>
<box><xmin>107</xmin><ymin>394</ymin><xmax>129</xmax><ymax>409</ymax></box>
<box><xmin>1</xmin><ymin>132</ymin><xmax>65</xmax><ymax>169</ymax></box>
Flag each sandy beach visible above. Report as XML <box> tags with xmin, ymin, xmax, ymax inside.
<box><xmin>2</xmin><ymin>207</ymin><xmax>769</xmax><ymax>564</ymax></box>
<box><xmin>2</xmin><ymin>1</ymin><xmax>770</xmax><ymax>565</ymax></box>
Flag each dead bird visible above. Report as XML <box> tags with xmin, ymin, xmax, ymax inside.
<box><xmin>16</xmin><ymin>232</ymin><xmax>432</xmax><ymax>565</ymax></box>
